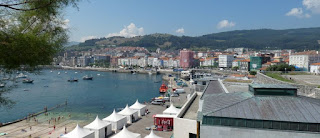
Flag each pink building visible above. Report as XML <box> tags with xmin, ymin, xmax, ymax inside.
<box><xmin>180</xmin><ymin>49</ymin><xmax>194</xmax><ymax>68</ymax></box>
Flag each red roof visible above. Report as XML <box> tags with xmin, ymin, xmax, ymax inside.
<box><xmin>311</xmin><ymin>63</ymin><xmax>320</xmax><ymax>66</ymax></box>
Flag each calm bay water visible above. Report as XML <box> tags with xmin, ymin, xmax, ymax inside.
<box><xmin>0</xmin><ymin>70</ymin><xmax>162</xmax><ymax>123</ymax></box>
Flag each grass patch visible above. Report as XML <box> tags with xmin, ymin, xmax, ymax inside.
<box><xmin>266</xmin><ymin>72</ymin><xmax>295</xmax><ymax>83</ymax></box>
<box><xmin>286</xmin><ymin>72</ymin><xmax>311</xmax><ymax>75</ymax></box>
<box><xmin>224</xmin><ymin>79</ymin><xmax>253</xmax><ymax>83</ymax></box>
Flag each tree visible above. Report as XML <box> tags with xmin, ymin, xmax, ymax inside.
<box><xmin>249</xmin><ymin>71</ymin><xmax>257</xmax><ymax>75</ymax></box>
<box><xmin>0</xmin><ymin>0</ymin><xmax>79</xmax><ymax>70</ymax></box>
<box><xmin>266</xmin><ymin>64</ymin><xmax>295</xmax><ymax>71</ymax></box>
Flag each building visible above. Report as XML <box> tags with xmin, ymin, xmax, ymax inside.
<box><xmin>310</xmin><ymin>63</ymin><xmax>320</xmax><ymax>74</ymax></box>
<box><xmin>218</xmin><ymin>55</ymin><xmax>234</xmax><ymax>68</ymax></box>
<box><xmin>289</xmin><ymin>51</ymin><xmax>320</xmax><ymax>71</ymax></box>
<box><xmin>200</xmin><ymin>57</ymin><xmax>218</xmax><ymax>67</ymax></box>
<box><xmin>199</xmin><ymin>83</ymin><xmax>320</xmax><ymax>138</ymax></box>
<box><xmin>250</xmin><ymin>56</ymin><xmax>263</xmax><ymax>71</ymax></box>
<box><xmin>180</xmin><ymin>49</ymin><xmax>194</xmax><ymax>68</ymax></box>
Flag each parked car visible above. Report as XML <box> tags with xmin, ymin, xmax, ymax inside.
<box><xmin>151</xmin><ymin>101</ymin><xmax>164</xmax><ymax>105</ymax></box>
<box><xmin>171</xmin><ymin>93</ymin><xmax>179</xmax><ymax>97</ymax></box>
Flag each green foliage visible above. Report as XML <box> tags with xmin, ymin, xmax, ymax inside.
<box><xmin>266</xmin><ymin>72</ymin><xmax>295</xmax><ymax>83</ymax></box>
<box><xmin>76</xmin><ymin>28</ymin><xmax>320</xmax><ymax>51</ymax></box>
<box><xmin>232</xmin><ymin>66</ymin><xmax>239</xmax><ymax>71</ymax></box>
<box><xmin>266</xmin><ymin>64</ymin><xmax>295</xmax><ymax>71</ymax></box>
<box><xmin>0</xmin><ymin>0</ymin><xmax>79</xmax><ymax>70</ymax></box>
<box><xmin>249</xmin><ymin>71</ymin><xmax>257</xmax><ymax>75</ymax></box>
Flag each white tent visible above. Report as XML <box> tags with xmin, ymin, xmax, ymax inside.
<box><xmin>145</xmin><ymin>130</ymin><xmax>162</xmax><ymax>138</ymax></box>
<box><xmin>111</xmin><ymin>125</ymin><xmax>141</xmax><ymax>138</ymax></box>
<box><xmin>130</xmin><ymin>99</ymin><xmax>147</xmax><ymax>117</ymax></box>
<box><xmin>118</xmin><ymin>104</ymin><xmax>139</xmax><ymax>124</ymax></box>
<box><xmin>62</xmin><ymin>124</ymin><xmax>94</xmax><ymax>138</ymax></box>
<box><xmin>103</xmin><ymin>109</ymin><xmax>127</xmax><ymax>131</ymax></box>
<box><xmin>163</xmin><ymin>104</ymin><xmax>181</xmax><ymax>115</ymax></box>
<box><xmin>84</xmin><ymin>116</ymin><xmax>112</xmax><ymax>138</ymax></box>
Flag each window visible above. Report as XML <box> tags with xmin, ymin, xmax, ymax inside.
<box><xmin>308</xmin><ymin>124</ymin><xmax>318</xmax><ymax>132</ymax></box>
<box><xmin>254</xmin><ymin>120</ymin><xmax>263</xmax><ymax>128</ymax></box>
<box><xmin>272</xmin><ymin>121</ymin><xmax>281</xmax><ymax>129</ymax></box>
<box><xmin>236</xmin><ymin>119</ymin><xmax>246</xmax><ymax>127</ymax></box>
<box><xmin>280</xmin><ymin>122</ymin><xmax>289</xmax><ymax>130</ymax></box>
<box><xmin>263</xmin><ymin>121</ymin><xmax>272</xmax><ymax>129</ymax></box>
<box><xmin>290</xmin><ymin>123</ymin><xmax>299</xmax><ymax>131</ymax></box>
<box><xmin>299</xmin><ymin>123</ymin><xmax>308</xmax><ymax>131</ymax></box>
<box><xmin>213</xmin><ymin>118</ymin><xmax>220</xmax><ymax>125</ymax></box>
<box><xmin>246</xmin><ymin>120</ymin><xmax>254</xmax><ymax>128</ymax></box>
<box><xmin>221</xmin><ymin>118</ymin><xmax>229</xmax><ymax>126</ymax></box>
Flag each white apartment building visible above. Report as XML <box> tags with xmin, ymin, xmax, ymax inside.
<box><xmin>289</xmin><ymin>51</ymin><xmax>320</xmax><ymax>71</ymax></box>
<box><xmin>219</xmin><ymin>55</ymin><xmax>235</xmax><ymax>68</ymax></box>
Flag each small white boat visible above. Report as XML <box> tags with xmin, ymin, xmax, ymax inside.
<box><xmin>58</xmin><ymin>72</ymin><xmax>61</xmax><ymax>75</ymax></box>
<box><xmin>97</xmin><ymin>74</ymin><xmax>100</xmax><ymax>76</ymax></box>
<box><xmin>16</xmin><ymin>73</ymin><xmax>27</xmax><ymax>78</ymax></box>
<box><xmin>65</xmin><ymin>72</ymin><xmax>67</xmax><ymax>74</ymax></box>
<box><xmin>0</xmin><ymin>83</ymin><xmax>5</xmax><ymax>88</ymax></box>
<box><xmin>50</xmin><ymin>70</ymin><xmax>53</xmax><ymax>73</ymax></box>
<box><xmin>148</xmin><ymin>72</ymin><xmax>153</xmax><ymax>75</ymax></box>
<box><xmin>75</xmin><ymin>72</ymin><xmax>78</xmax><ymax>74</ymax></box>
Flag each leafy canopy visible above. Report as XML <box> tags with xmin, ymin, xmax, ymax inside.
<box><xmin>0</xmin><ymin>0</ymin><xmax>79</xmax><ymax>70</ymax></box>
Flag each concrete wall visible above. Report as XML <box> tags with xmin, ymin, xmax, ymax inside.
<box><xmin>174</xmin><ymin>118</ymin><xmax>197</xmax><ymax>138</ymax></box>
<box><xmin>256</xmin><ymin>72</ymin><xmax>320</xmax><ymax>98</ymax></box>
<box><xmin>201</xmin><ymin>125</ymin><xmax>320</xmax><ymax>138</ymax></box>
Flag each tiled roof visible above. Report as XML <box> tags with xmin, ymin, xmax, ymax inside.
<box><xmin>292</xmin><ymin>50</ymin><xmax>319</xmax><ymax>55</ymax></box>
<box><xmin>311</xmin><ymin>63</ymin><xmax>320</xmax><ymax>66</ymax></box>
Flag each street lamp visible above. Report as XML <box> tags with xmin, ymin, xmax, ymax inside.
<box><xmin>285</xmin><ymin>68</ymin><xmax>287</xmax><ymax>74</ymax></box>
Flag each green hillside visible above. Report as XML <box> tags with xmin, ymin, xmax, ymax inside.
<box><xmin>74</xmin><ymin>27</ymin><xmax>320</xmax><ymax>51</ymax></box>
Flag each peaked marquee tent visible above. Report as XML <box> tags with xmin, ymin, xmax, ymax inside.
<box><xmin>84</xmin><ymin>116</ymin><xmax>112</xmax><ymax>138</ymax></box>
<box><xmin>62</xmin><ymin>124</ymin><xmax>94</xmax><ymax>138</ymax></box>
<box><xmin>145</xmin><ymin>130</ymin><xmax>163</xmax><ymax>138</ymax></box>
<box><xmin>130</xmin><ymin>99</ymin><xmax>147</xmax><ymax>117</ymax></box>
<box><xmin>111</xmin><ymin>125</ymin><xmax>141</xmax><ymax>138</ymax></box>
<box><xmin>118</xmin><ymin>104</ymin><xmax>139</xmax><ymax>124</ymax></box>
<box><xmin>163</xmin><ymin>104</ymin><xmax>181</xmax><ymax>115</ymax></box>
<box><xmin>103</xmin><ymin>109</ymin><xmax>128</xmax><ymax>131</ymax></box>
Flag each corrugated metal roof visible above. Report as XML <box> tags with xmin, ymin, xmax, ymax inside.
<box><xmin>205</xmin><ymin>94</ymin><xmax>320</xmax><ymax>123</ymax></box>
<box><xmin>250</xmin><ymin>84</ymin><xmax>297</xmax><ymax>89</ymax></box>
<box><xmin>202</xmin><ymin>80</ymin><xmax>226</xmax><ymax>96</ymax></box>
<box><xmin>202</xmin><ymin>92</ymin><xmax>253</xmax><ymax>115</ymax></box>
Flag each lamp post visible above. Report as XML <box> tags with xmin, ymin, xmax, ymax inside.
<box><xmin>285</xmin><ymin>68</ymin><xmax>287</xmax><ymax>74</ymax></box>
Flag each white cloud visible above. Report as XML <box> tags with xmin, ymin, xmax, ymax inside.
<box><xmin>286</xmin><ymin>8</ymin><xmax>311</xmax><ymax>18</ymax></box>
<box><xmin>303</xmin><ymin>0</ymin><xmax>320</xmax><ymax>14</ymax></box>
<box><xmin>217</xmin><ymin>20</ymin><xmax>235</xmax><ymax>29</ymax></box>
<box><xmin>62</xmin><ymin>19</ymin><xmax>70</xmax><ymax>29</ymax></box>
<box><xmin>106</xmin><ymin>23</ymin><xmax>144</xmax><ymax>38</ymax></box>
<box><xmin>80</xmin><ymin>35</ymin><xmax>98</xmax><ymax>42</ymax></box>
<box><xmin>175</xmin><ymin>28</ymin><xmax>185</xmax><ymax>34</ymax></box>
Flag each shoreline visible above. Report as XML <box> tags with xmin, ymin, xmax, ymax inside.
<box><xmin>56</xmin><ymin>66</ymin><xmax>180</xmax><ymax>75</ymax></box>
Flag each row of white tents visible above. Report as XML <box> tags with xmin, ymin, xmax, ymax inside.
<box><xmin>62</xmin><ymin>100</ymin><xmax>162</xmax><ymax>138</ymax></box>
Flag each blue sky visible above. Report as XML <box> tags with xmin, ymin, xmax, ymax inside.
<box><xmin>64</xmin><ymin>0</ymin><xmax>320</xmax><ymax>42</ymax></box>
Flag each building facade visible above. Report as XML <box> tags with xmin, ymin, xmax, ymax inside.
<box><xmin>180</xmin><ymin>49</ymin><xmax>194</xmax><ymax>68</ymax></box>
<box><xmin>219</xmin><ymin>55</ymin><xmax>234</xmax><ymax>68</ymax></box>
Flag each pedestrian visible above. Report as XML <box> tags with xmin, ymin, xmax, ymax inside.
<box><xmin>54</xmin><ymin>125</ymin><xmax>56</xmax><ymax>130</ymax></box>
<box><xmin>65</xmin><ymin>126</ymin><xmax>67</xmax><ymax>134</ymax></box>
<box><xmin>30</xmin><ymin>126</ymin><xmax>32</xmax><ymax>130</ymax></box>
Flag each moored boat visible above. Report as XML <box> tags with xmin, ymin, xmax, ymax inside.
<box><xmin>16</xmin><ymin>73</ymin><xmax>27</xmax><ymax>78</ymax></box>
<box><xmin>0</xmin><ymin>83</ymin><xmax>5</xmax><ymax>88</ymax></box>
<box><xmin>68</xmin><ymin>78</ymin><xmax>78</xmax><ymax>82</ymax></box>
<box><xmin>159</xmin><ymin>83</ymin><xmax>168</xmax><ymax>93</ymax></box>
<box><xmin>22</xmin><ymin>79</ymin><xmax>33</xmax><ymax>83</ymax></box>
<box><xmin>83</xmin><ymin>75</ymin><xmax>93</xmax><ymax>80</ymax></box>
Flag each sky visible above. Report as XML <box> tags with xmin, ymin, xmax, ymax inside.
<box><xmin>64</xmin><ymin>0</ymin><xmax>320</xmax><ymax>42</ymax></box>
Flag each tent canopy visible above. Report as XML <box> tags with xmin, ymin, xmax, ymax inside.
<box><xmin>62</xmin><ymin>124</ymin><xmax>94</xmax><ymax>138</ymax></box>
<box><xmin>111</xmin><ymin>125</ymin><xmax>141</xmax><ymax>138</ymax></box>
<box><xmin>145</xmin><ymin>130</ymin><xmax>162</xmax><ymax>138</ymax></box>
<box><xmin>130</xmin><ymin>99</ymin><xmax>146</xmax><ymax>109</ymax></box>
<box><xmin>163</xmin><ymin>104</ymin><xmax>180</xmax><ymax>115</ymax></box>
<box><xmin>103</xmin><ymin>109</ymin><xmax>127</xmax><ymax>122</ymax></box>
<box><xmin>84</xmin><ymin>115</ymin><xmax>111</xmax><ymax>130</ymax></box>
<box><xmin>118</xmin><ymin>104</ymin><xmax>138</xmax><ymax>116</ymax></box>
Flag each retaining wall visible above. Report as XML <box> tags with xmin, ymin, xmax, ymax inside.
<box><xmin>256</xmin><ymin>72</ymin><xmax>320</xmax><ymax>98</ymax></box>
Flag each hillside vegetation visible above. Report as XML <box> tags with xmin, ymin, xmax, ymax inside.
<box><xmin>72</xmin><ymin>27</ymin><xmax>320</xmax><ymax>51</ymax></box>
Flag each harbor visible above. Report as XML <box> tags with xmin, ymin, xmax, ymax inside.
<box><xmin>0</xmin><ymin>69</ymin><xmax>192</xmax><ymax>137</ymax></box>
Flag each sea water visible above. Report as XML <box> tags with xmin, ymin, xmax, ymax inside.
<box><xmin>0</xmin><ymin>70</ymin><xmax>162</xmax><ymax>123</ymax></box>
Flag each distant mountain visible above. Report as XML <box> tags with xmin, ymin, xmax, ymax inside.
<box><xmin>64</xmin><ymin>41</ymin><xmax>80</xmax><ymax>47</ymax></box>
<box><xmin>76</xmin><ymin>27</ymin><xmax>320</xmax><ymax>51</ymax></box>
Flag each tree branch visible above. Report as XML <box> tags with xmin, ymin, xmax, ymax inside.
<box><xmin>0</xmin><ymin>0</ymin><xmax>54</xmax><ymax>11</ymax></box>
